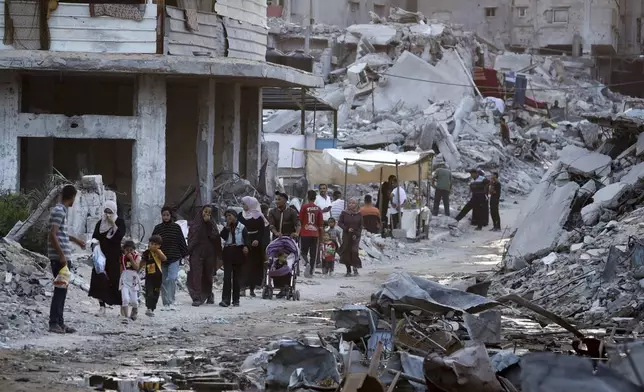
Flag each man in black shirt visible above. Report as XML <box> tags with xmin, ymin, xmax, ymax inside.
<box><xmin>489</xmin><ymin>172</ymin><xmax>502</xmax><ymax>231</ymax></box>
<box><xmin>377</xmin><ymin>175</ymin><xmax>396</xmax><ymax>234</ymax></box>
<box><xmin>454</xmin><ymin>169</ymin><xmax>488</xmax><ymax>230</ymax></box>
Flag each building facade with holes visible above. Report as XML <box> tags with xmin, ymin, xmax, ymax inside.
<box><xmin>0</xmin><ymin>0</ymin><xmax>322</xmax><ymax>239</ymax></box>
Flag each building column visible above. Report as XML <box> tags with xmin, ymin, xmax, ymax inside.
<box><xmin>132</xmin><ymin>75</ymin><xmax>166</xmax><ymax>242</ymax></box>
<box><xmin>241</xmin><ymin>86</ymin><xmax>262</xmax><ymax>187</ymax></box>
<box><xmin>0</xmin><ymin>72</ymin><xmax>20</xmax><ymax>192</ymax></box>
<box><xmin>197</xmin><ymin>79</ymin><xmax>216</xmax><ymax>206</ymax></box>
<box><xmin>215</xmin><ymin>83</ymin><xmax>241</xmax><ymax>174</ymax></box>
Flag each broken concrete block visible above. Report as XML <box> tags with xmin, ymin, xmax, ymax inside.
<box><xmin>621</xmin><ymin>162</ymin><xmax>644</xmax><ymax>186</ymax></box>
<box><xmin>579</xmin><ymin>180</ymin><xmax>597</xmax><ymax>197</ymax></box>
<box><xmin>638</xmin><ymin>132</ymin><xmax>644</xmax><ymax>157</ymax></box>
<box><xmin>507</xmin><ymin>181</ymin><xmax>579</xmax><ymax>261</ymax></box>
<box><xmin>463</xmin><ymin>310</ymin><xmax>501</xmax><ymax>344</ymax></box>
<box><xmin>345</xmin><ymin>24</ymin><xmax>398</xmax><ymax>46</ymax></box>
<box><xmin>541</xmin><ymin>252</ymin><xmax>558</xmax><ymax>266</ymax></box>
<box><xmin>347</xmin><ymin>63</ymin><xmax>367</xmax><ymax>86</ymax></box>
<box><xmin>370</xmin><ymin>51</ymin><xmax>471</xmax><ymax>112</ymax></box>
<box><xmin>494</xmin><ymin>53</ymin><xmax>533</xmax><ymax>72</ymax></box>
<box><xmin>559</xmin><ymin>145</ymin><xmax>612</xmax><ymax>177</ymax></box>
<box><xmin>592</xmin><ymin>182</ymin><xmax>629</xmax><ymax>209</ymax></box>
<box><xmin>570</xmin><ymin>243</ymin><xmax>584</xmax><ymax>252</ymax></box>
<box><xmin>581</xmin><ymin>203</ymin><xmax>601</xmax><ymax>226</ymax></box>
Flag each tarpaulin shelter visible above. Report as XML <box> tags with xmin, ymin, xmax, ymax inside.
<box><xmin>302</xmin><ymin>148</ymin><xmax>434</xmax><ymax>233</ymax></box>
<box><xmin>304</xmin><ymin>149</ymin><xmax>434</xmax><ymax>185</ymax></box>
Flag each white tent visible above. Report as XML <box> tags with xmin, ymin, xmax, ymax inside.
<box><xmin>305</xmin><ymin>149</ymin><xmax>434</xmax><ymax>185</ymax></box>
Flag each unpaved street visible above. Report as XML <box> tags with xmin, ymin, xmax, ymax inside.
<box><xmin>0</xmin><ymin>200</ymin><xmax>520</xmax><ymax>391</ymax></box>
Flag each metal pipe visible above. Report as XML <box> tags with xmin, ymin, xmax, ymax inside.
<box><xmin>344</xmin><ymin>159</ymin><xmax>349</xmax><ymax>210</ymax></box>
<box><xmin>395</xmin><ymin>161</ymin><xmax>400</xmax><ymax>230</ymax></box>
<box><xmin>305</xmin><ymin>0</ymin><xmax>313</xmax><ymax>54</ymax></box>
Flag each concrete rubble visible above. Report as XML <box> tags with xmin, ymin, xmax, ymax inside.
<box><xmin>496</xmin><ymin>108</ymin><xmax>644</xmax><ymax>327</ymax></box>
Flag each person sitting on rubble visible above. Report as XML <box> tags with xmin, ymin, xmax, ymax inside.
<box><xmin>499</xmin><ymin>117</ymin><xmax>511</xmax><ymax>146</ymax></box>
<box><xmin>119</xmin><ymin>240</ymin><xmax>141</xmax><ymax>322</ymax></box>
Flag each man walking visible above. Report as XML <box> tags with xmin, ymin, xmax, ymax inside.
<box><xmin>330</xmin><ymin>190</ymin><xmax>344</xmax><ymax>220</ymax></box>
<box><xmin>300</xmin><ymin>190</ymin><xmax>324</xmax><ymax>277</ymax></box>
<box><xmin>388</xmin><ymin>178</ymin><xmax>407</xmax><ymax>230</ymax></box>
<box><xmin>152</xmin><ymin>206</ymin><xmax>189</xmax><ymax>309</ymax></box>
<box><xmin>454</xmin><ymin>169</ymin><xmax>488</xmax><ymax>230</ymax></box>
<box><xmin>48</xmin><ymin>184</ymin><xmax>85</xmax><ymax>334</ymax></box>
<box><xmin>315</xmin><ymin>184</ymin><xmax>332</xmax><ymax>223</ymax></box>
<box><xmin>432</xmin><ymin>162</ymin><xmax>452</xmax><ymax>217</ymax></box>
<box><xmin>489</xmin><ymin>172</ymin><xmax>502</xmax><ymax>231</ymax></box>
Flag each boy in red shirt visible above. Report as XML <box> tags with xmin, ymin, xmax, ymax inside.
<box><xmin>321</xmin><ymin>232</ymin><xmax>337</xmax><ymax>275</ymax></box>
<box><xmin>299</xmin><ymin>190</ymin><xmax>324</xmax><ymax>277</ymax></box>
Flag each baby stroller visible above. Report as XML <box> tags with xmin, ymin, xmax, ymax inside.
<box><xmin>262</xmin><ymin>236</ymin><xmax>301</xmax><ymax>301</ymax></box>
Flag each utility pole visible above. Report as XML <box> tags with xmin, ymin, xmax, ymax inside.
<box><xmin>305</xmin><ymin>0</ymin><xmax>313</xmax><ymax>54</ymax></box>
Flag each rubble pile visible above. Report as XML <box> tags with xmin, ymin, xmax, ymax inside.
<box><xmin>266</xmin><ymin>8</ymin><xmax>626</xmax><ymax>208</ymax></box>
<box><xmin>238</xmin><ymin>271</ymin><xmax>644</xmax><ymax>391</ymax></box>
<box><xmin>495</xmin><ymin>111</ymin><xmax>644</xmax><ymax>325</ymax></box>
<box><xmin>0</xmin><ymin>238</ymin><xmax>54</xmax><ymax>342</ymax></box>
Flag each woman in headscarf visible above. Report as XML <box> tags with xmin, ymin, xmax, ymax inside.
<box><xmin>187</xmin><ymin>205</ymin><xmax>222</xmax><ymax>307</ymax></box>
<box><xmin>89</xmin><ymin>200</ymin><xmax>126</xmax><ymax>316</ymax></box>
<box><xmin>238</xmin><ymin>196</ymin><xmax>268</xmax><ymax>298</ymax></box>
<box><xmin>338</xmin><ymin>199</ymin><xmax>363</xmax><ymax>277</ymax></box>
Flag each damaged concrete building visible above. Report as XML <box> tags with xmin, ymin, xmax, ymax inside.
<box><xmin>0</xmin><ymin>0</ymin><xmax>322</xmax><ymax>239</ymax></box>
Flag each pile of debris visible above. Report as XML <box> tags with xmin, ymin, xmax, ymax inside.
<box><xmin>496</xmin><ymin>112</ymin><xmax>644</xmax><ymax>325</ymax></box>
<box><xmin>0</xmin><ymin>238</ymin><xmax>56</xmax><ymax>343</ymax></box>
<box><xmin>265</xmin><ymin>8</ymin><xmax>626</xmax><ymax>209</ymax></box>
<box><xmin>237</xmin><ymin>271</ymin><xmax>644</xmax><ymax>391</ymax></box>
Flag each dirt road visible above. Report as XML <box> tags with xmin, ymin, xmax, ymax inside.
<box><xmin>0</xmin><ymin>199</ymin><xmax>520</xmax><ymax>391</ymax></box>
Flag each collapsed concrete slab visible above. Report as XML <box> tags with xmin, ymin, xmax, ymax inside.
<box><xmin>344</xmin><ymin>24</ymin><xmax>398</xmax><ymax>46</ymax></box>
<box><xmin>621</xmin><ymin>162</ymin><xmax>644</xmax><ymax>186</ymax></box>
<box><xmin>507</xmin><ymin>181</ymin><xmax>580</xmax><ymax>261</ymax></box>
<box><xmin>558</xmin><ymin>145</ymin><xmax>612</xmax><ymax>177</ymax></box>
<box><xmin>637</xmin><ymin>133</ymin><xmax>644</xmax><ymax>157</ymax></box>
<box><xmin>370</xmin><ymin>50</ymin><xmax>471</xmax><ymax>112</ymax></box>
<box><xmin>580</xmin><ymin>182</ymin><xmax>629</xmax><ymax>225</ymax></box>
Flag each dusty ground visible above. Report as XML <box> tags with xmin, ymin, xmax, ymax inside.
<box><xmin>0</xmin><ymin>198</ymin><xmax>521</xmax><ymax>391</ymax></box>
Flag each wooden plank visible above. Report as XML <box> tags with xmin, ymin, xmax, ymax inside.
<box><xmin>214</xmin><ymin>0</ymin><xmax>266</xmax><ymax>27</ymax></box>
<box><xmin>165</xmin><ymin>6</ymin><xmax>225</xmax><ymax>57</ymax></box>
<box><xmin>0</xmin><ymin>1</ymin><xmax>157</xmax><ymax>53</ymax></box>
<box><xmin>222</xmin><ymin>16</ymin><xmax>266</xmax><ymax>61</ymax></box>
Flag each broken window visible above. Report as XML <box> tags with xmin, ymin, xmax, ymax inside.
<box><xmin>374</xmin><ymin>4</ymin><xmax>386</xmax><ymax>17</ymax></box>
<box><xmin>485</xmin><ymin>7</ymin><xmax>496</xmax><ymax>17</ymax></box>
<box><xmin>517</xmin><ymin>7</ymin><xmax>527</xmax><ymax>17</ymax></box>
<box><xmin>547</xmin><ymin>8</ymin><xmax>569</xmax><ymax>23</ymax></box>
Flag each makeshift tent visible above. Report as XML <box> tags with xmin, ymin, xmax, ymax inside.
<box><xmin>304</xmin><ymin>149</ymin><xmax>434</xmax><ymax>185</ymax></box>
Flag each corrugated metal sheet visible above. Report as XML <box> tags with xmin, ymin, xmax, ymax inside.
<box><xmin>223</xmin><ymin>17</ymin><xmax>266</xmax><ymax>62</ymax></box>
<box><xmin>214</xmin><ymin>0</ymin><xmax>266</xmax><ymax>28</ymax></box>
<box><xmin>166</xmin><ymin>6</ymin><xmax>225</xmax><ymax>57</ymax></box>
<box><xmin>0</xmin><ymin>1</ymin><xmax>157</xmax><ymax>53</ymax></box>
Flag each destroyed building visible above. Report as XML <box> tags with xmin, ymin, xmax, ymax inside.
<box><xmin>0</xmin><ymin>0</ymin><xmax>323</xmax><ymax>239</ymax></box>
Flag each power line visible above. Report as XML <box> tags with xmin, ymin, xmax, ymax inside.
<box><xmin>378</xmin><ymin>71</ymin><xmax>644</xmax><ymax>92</ymax></box>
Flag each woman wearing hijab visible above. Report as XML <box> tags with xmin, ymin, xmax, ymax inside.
<box><xmin>187</xmin><ymin>205</ymin><xmax>222</xmax><ymax>307</ymax></box>
<box><xmin>238</xmin><ymin>196</ymin><xmax>268</xmax><ymax>298</ymax></box>
<box><xmin>338</xmin><ymin>199</ymin><xmax>363</xmax><ymax>277</ymax></box>
<box><xmin>89</xmin><ymin>200</ymin><xmax>126</xmax><ymax>316</ymax></box>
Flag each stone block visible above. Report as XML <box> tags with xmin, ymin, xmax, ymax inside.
<box><xmin>345</xmin><ymin>24</ymin><xmax>398</xmax><ymax>46</ymax></box>
<box><xmin>558</xmin><ymin>145</ymin><xmax>612</xmax><ymax>177</ymax></box>
<box><xmin>621</xmin><ymin>162</ymin><xmax>644</xmax><ymax>186</ymax></box>
<box><xmin>507</xmin><ymin>181</ymin><xmax>579</xmax><ymax>261</ymax></box>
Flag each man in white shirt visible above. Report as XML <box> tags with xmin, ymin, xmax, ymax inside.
<box><xmin>330</xmin><ymin>190</ymin><xmax>345</xmax><ymax>219</ymax></box>
<box><xmin>388</xmin><ymin>179</ymin><xmax>407</xmax><ymax>230</ymax></box>
<box><xmin>315</xmin><ymin>184</ymin><xmax>332</xmax><ymax>222</ymax></box>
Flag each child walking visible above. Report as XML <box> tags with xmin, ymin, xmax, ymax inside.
<box><xmin>321</xmin><ymin>233</ymin><xmax>337</xmax><ymax>275</ymax></box>
<box><xmin>219</xmin><ymin>210</ymin><xmax>249</xmax><ymax>308</ymax></box>
<box><xmin>142</xmin><ymin>235</ymin><xmax>167</xmax><ymax>317</ymax></box>
<box><xmin>120</xmin><ymin>241</ymin><xmax>141</xmax><ymax>321</ymax></box>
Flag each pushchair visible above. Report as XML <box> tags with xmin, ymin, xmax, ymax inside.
<box><xmin>262</xmin><ymin>236</ymin><xmax>301</xmax><ymax>301</ymax></box>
